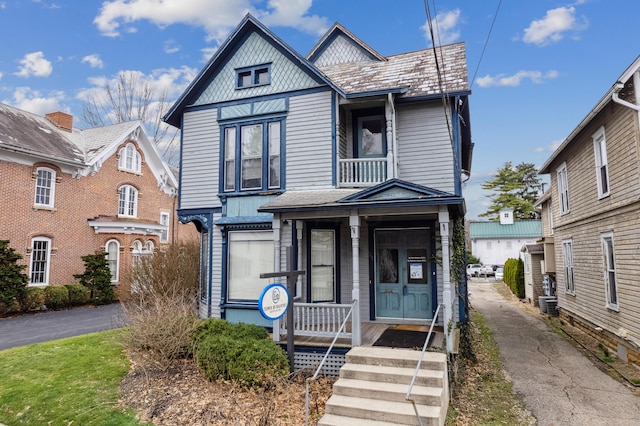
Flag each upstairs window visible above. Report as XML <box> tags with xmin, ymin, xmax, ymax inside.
<box><xmin>236</xmin><ymin>64</ymin><xmax>271</xmax><ymax>89</ymax></box>
<box><xmin>353</xmin><ymin>110</ymin><xmax>386</xmax><ymax>158</ymax></box>
<box><xmin>118</xmin><ymin>185</ymin><xmax>138</xmax><ymax>217</ymax></box>
<box><xmin>118</xmin><ymin>143</ymin><xmax>141</xmax><ymax>173</ymax></box>
<box><xmin>34</xmin><ymin>167</ymin><xmax>55</xmax><ymax>207</ymax></box>
<box><xmin>222</xmin><ymin>119</ymin><xmax>283</xmax><ymax>193</ymax></box>
<box><xmin>557</xmin><ymin>162</ymin><xmax>570</xmax><ymax>215</ymax></box>
<box><xmin>592</xmin><ymin>127</ymin><xmax>610</xmax><ymax>198</ymax></box>
<box><xmin>160</xmin><ymin>212</ymin><xmax>170</xmax><ymax>243</ymax></box>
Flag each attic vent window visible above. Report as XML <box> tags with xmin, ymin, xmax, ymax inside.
<box><xmin>236</xmin><ymin>64</ymin><xmax>271</xmax><ymax>89</ymax></box>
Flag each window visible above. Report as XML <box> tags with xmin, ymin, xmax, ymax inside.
<box><xmin>354</xmin><ymin>111</ymin><xmax>386</xmax><ymax>158</ymax></box>
<box><xmin>118</xmin><ymin>143</ymin><xmax>141</xmax><ymax>173</ymax></box>
<box><xmin>310</xmin><ymin>229</ymin><xmax>336</xmax><ymax>303</ymax></box>
<box><xmin>602</xmin><ymin>232</ymin><xmax>618</xmax><ymax>309</ymax></box>
<box><xmin>236</xmin><ymin>64</ymin><xmax>271</xmax><ymax>88</ymax></box>
<box><xmin>160</xmin><ymin>212</ymin><xmax>170</xmax><ymax>243</ymax></box>
<box><xmin>562</xmin><ymin>239</ymin><xmax>575</xmax><ymax>295</ymax></box>
<box><xmin>593</xmin><ymin>127</ymin><xmax>610</xmax><ymax>198</ymax></box>
<box><xmin>34</xmin><ymin>167</ymin><xmax>55</xmax><ymax>207</ymax></box>
<box><xmin>222</xmin><ymin>120</ymin><xmax>282</xmax><ymax>192</ymax></box>
<box><xmin>486</xmin><ymin>241</ymin><xmax>492</xmax><ymax>250</ymax></box>
<box><xmin>29</xmin><ymin>237</ymin><xmax>51</xmax><ymax>285</ymax></box>
<box><xmin>106</xmin><ymin>240</ymin><xmax>120</xmax><ymax>282</ymax></box>
<box><xmin>548</xmin><ymin>202</ymin><xmax>554</xmax><ymax>235</ymax></box>
<box><xmin>118</xmin><ymin>185</ymin><xmax>138</xmax><ymax>217</ymax></box>
<box><xmin>557</xmin><ymin>163</ymin><xmax>570</xmax><ymax>215</ymax></box>
<box><xmin>227</xmin><ymin>230</ymin><xmax>273</xmax><ymax>302</ymax></box>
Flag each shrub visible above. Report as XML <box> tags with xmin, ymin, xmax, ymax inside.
<box><xmin>515</xmin><ymin>258</ymin><xmax>525</xmax><ymax>299</ymax></box>
<box><xmin>44</xmin><ymin>286</ymin><xmax>70</xmax><ymax>310</ymax></box>
<box><xmin>66</xmin><ymin>284</ymin><xmax>90</xmax><ymax>306</ymax></box>
<box><xmin>0</xmin><ymin>240</ymin><xmax>28</xmax><ymax>307</ymax></box>
<box><xmin>195</xmin><ymin>321</ymin><xmax>289</xmax><ymax>388</ymax></box>
<box><xmin>74</xmin><ymin>251</ymin><xmax>115</xmax><ymax>305</ymax></box>
<box><xmin>21</xmin><ymin>287</ymin><xmax>45</xmax><ymax>311</ymax></box>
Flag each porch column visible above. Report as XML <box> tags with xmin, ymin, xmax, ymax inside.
<box><xmin>349</xmin><ymin>211</ymin><xmax>362</xmax><ymax>346</ymax></box>
<box><xmin>439</xmin><ymin>207</ymin><xmax>454</xmax><ymax>353</ymax></box>
<box><xmin>296</xmin><ymin>220</ymin><xmax>304</xmax><ymax>300</ymax></box>
<box><xmin>272</xmin><ymin>214</ymin><xmax>282</xmax><ymax>341</ymax></box>
<box><xmin>385</xmin><ymin>96</ymin><xmax>395</xmax><ymax>180</ymax></box>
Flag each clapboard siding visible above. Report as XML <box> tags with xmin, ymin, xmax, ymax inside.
<box><xmin>180</xmin><ymin>108</ymin><xmax>220</xmax><ymax>210</ymax></box>
<box><xmin>286</xmin><ymin>90</ymin><xmax>334</xmax><ymax>188</ymax></box>
<box><xmin>396</xmin><ymin>102</ymin><xmax>454</xmax><ymax>193</ymax></box>
<box><xmin>210</xmin><ymin>214</ymin><xmax>223</xmax><ymax>318</ymax></box>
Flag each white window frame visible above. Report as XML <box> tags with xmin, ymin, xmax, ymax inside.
<box><xmin>160</xmin><ymin>212</ymin><xmax>170</xmax><ymax>243</ymax></box>
<box><xmin>34</xmin><ymin>167</ymin><xmax>56</xmax><ymax>208</ymax></box>
<box><xmin>106</xmin><ymin>239</ymin><xmax>120</xmax><ymax>283</ymax></box>
<box><xmin>118</xmin><ymin>185</ymin><xmax>138</xmax><ymax>217</ymax></box>
<box><xmin>562</xmin><ymin>239</ymin><xmax>575</xmax><ymax>295</ymax></box>
<box><xmin>118</xmin><ymin>143</ymin><xmax>142</xmax><ymax>173</ymax></box>
<box><xmin>29</xmin><ymin>237</ymin><xmax>51</xmax><ymax>286</ymax></box>
<box><xmin>227</xmin><ymin>230</ymin><xmax>274</xmax><ymax>303</ymax></box>
<box><xmin>601</xmin><ymin>232</ymin><xmax>618</xmax><ymax>310</ymax></box>
<box><xmin>592</xmin><ymin>126</ymin><xmax>610</xmax><ymax>199</ymax></box>
<box><xmin>557</xmin><ymin>162</ymin><xmax>570</xmax><ymax>215</ymax></box>
<box><xmin>310</xmin><ymin>228</ymin><xmax>337</xmax><ymax>303</ymax></box>
<box><xmin>547</xmin><ymin>201</ymin><xmax>554</xmax><ymax>235</ymax></box>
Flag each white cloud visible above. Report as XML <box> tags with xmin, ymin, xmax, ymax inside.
<box><xmin>81</xmin><ymin>54</ymin><xmax>104</xmax><ymax>69</ymax></box>
<box><xmin>15</xmin><ymin>51</ymin><xmax>53</xmax><ymax>78</ymax></box>
<box><xmin>523</xmin><ymin>6</ymin><xmax>587</xmax><ymax>45</ymax></box>
<box><xmin>0</xmin><ymin>2</ymin><xmax>6</xmax><ymax>9</ymax></box>
<box><xmin>0</xmin><ymin>72</ymin><xmax>3</xmax><ymax>80</ymax></box>
<box><xmin>476</xmin><ymin>70</ymin><xmax>559</xmax><ymax>87</ymax></box>
<box><xmin>421</xmin><ymin>9</ymin><xmax>461</xmax><ymax>46</ymax></box>
<box><xmin>4</xmin><ymin>87</ymin><xmax>65</xmax><ymax>115</ymax></box>
<box><xmin>200</xmin><ymin>46</ymin><xmax>218</xmax><ymax>63</ymax></box>
<box><xmin>94</xmin><ymin>0</ymin><xmax>328</xmax><ymax>43</ymax></box>
<box><xmin>163</xmin><ymin>39</ymin><xmax>181</xmax><ymax>54</ymax></box>
<box><xmin>535</xmin><ymin>139</ymin><xmax>563</xmax><ymax>153</ymax></box>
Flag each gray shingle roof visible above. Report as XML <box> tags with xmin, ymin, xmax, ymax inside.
<box><xmin>317</xmin><ymin>42</ymin><xmax>469</xmax><ymax>98</ymax></box>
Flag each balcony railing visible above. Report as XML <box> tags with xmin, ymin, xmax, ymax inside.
<box><xmin>279</xmin><ymin>302</ymin><xmax>353</xmax><ymax>340</ymax></box>
<box><xmin>339</xmin><ymin>158</ymin><xmax>387</xmax><ymax>187</ymax></box>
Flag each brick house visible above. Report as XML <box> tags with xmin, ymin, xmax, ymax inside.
<box><xmin>0</xmin><ymin>103</ymin><xmax>198</xmax><ymax>289</ymax></box>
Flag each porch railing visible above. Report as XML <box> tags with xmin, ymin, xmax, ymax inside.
<box><xmin>338</xmin><ymin>158</ymin><xmax>387</xmax><ymax>187</ymax></box>
<box><xmin>280</xmin><ymin>302</ymin><xmax>353</xmax><ymax>340</ymax></box>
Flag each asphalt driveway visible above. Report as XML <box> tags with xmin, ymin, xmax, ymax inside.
<box><xmin>0</xmin><ymin>303</ymin><xmax>127</xmax><ymax>351</ymax></box>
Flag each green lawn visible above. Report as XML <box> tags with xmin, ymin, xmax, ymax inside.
<box><xmin>0</xmin><ymin>330</ymin><xmax>141</xmax><ymax>425</ymax></box>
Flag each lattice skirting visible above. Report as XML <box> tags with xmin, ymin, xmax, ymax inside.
<box><xmin>293</xmin><ymin>350</ymin><xmax>346</xmax><ymax>376</ymax></box>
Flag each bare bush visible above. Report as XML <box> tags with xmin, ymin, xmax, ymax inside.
<box><xmin>120</xmin><ymin>242</ymin><xmax>200</xmax><ymax>370</ymax></box>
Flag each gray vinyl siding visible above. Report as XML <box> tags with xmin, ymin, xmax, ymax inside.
<box><xmin>210</xmin><ymin>219</ymin><xmax>223</xmax><ymax>319</ymax></box>
<box><xmin>286</xmin><ymin>90</ymin><xmax>334</xmax><ymax>189</ymax></box>
<box><xmin>396</xmin><ymin>102</ymin><xmax>455</xmax><ymax>193</ymax></box>
<box><xmin>180</xmin><ymin>108</ymin><xmax>220</xmax><ymax>210</ymax></box>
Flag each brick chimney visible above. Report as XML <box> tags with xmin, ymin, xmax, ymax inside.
<box><xmin>45</xmin><ymin>111</ymin><xmax>73</xmax><ymax>132</ymax></box>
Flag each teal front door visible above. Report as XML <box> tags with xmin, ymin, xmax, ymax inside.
<box><xmin>375</xmin><ymin>228</ymin><xmax>433</xmax><ymax>320</ymax></box>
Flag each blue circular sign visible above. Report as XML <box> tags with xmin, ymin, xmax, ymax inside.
<box><xmin>258</xmin><ymin>283</ymin><xmax>289</xmax><ymax>320</ymax></box>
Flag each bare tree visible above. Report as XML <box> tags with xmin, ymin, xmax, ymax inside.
<box><xmin>80</xmin><ymin>71</ymin><xmax>180</xmax><ymax>165</ymax></box>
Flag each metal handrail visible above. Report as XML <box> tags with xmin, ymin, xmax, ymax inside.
<box><xmin>304</xmin><ymin>300</ymin><xmax>357</xmax><ymax>426</ymax></box>
<box><xmin>405</xmin><ymin>303</ymin><xmax>444</xmax><ymax>426</ymax></box>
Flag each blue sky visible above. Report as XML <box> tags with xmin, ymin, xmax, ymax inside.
<box><xmin>1</xmin><ymin>0</ymin><xmax>638</xmax><ymax>220</ymax></box>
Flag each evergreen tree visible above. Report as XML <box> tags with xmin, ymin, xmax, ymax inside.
<box><xmin>74</xmin><ymin>251</ymin><xmax>115</xmax><ymax>305</ymax></box>
<box><xmin>479</xmin><ymin>162</ymin><xmax>543</xmax><ymax>220</ymax></box>
<box><xmin>0</xmin><ymin>240</ymin><xmax>29</xmax><ymax>306</ymax></box>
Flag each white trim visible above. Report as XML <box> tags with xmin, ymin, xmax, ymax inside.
<box><xmin>106</xmin><ymin>239</ymin><xmax>120</xmax><ymax>283</ymax></box>
<box><xmin>118</xmin><ymin>143</ymin><xmax>142</xmax><ymax>174</ymax></box>
<box><xmin>561</xmin><ymin>238</ymin><xmax>575</xmax><ymax>295</ymax></box>
<box><xmin>118</xmin><ymin>184</ymin><xmax>138</xmax><ymax>217</ymax></box>
<box><xmin>29</xmin><ymin>236</ymin><xmax>51</xmax><ymax>286</ymax></box>
<box><xmin>34</xmin><ymin>167</ymin><xmax>56</xmax><ymax>208</ymax></box>
<box><xmin>160</xmin><ymin>212</ymin><xmax>170</xmax><ymax>243</ymax></box>
<box><xmin>601</xmin><ymin>231</ymin><xmax>618</xmax><ymax>311</ymax></box>
<box><xmin>592</xmin><ymin>126</ymin><xmax>610</xmax><ymax>199</ymax></box>
<box><xmin>556</xmin><ymin>162</ymin><xmax>570</xmax><ymax>215</ymax></box>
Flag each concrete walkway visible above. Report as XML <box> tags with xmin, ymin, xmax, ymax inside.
<box><xmin>0</xmin><ymin>303</ymin><xmax>127</xmax><ymax>351</ymax></box>
<box><xmin>469</xmin><ymin>280</ymin><xmax>640</xmax><ymax>426</ymax></box>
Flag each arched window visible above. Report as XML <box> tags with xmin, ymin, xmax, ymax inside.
<box><xmin>106</xmin><ymin>240</ymin><xmax>120</xmax><ymax>282</ymax></box>
<box><xmin>29</xmin><ymin>236</ymin><xmax>51</xmax><ymax>285</ymax></box>
<box><xmin>34</xmin><ymin>167</ymin><xmax>56</xmax><ymax>207</ymax></box>
<box><xmin>118</xmin><ymin>143</ymin><xmax>141</xmax><ymax>173</ymax></box>
<box><xmin>144</xmin><ymin>241</ymin><xmax>154</xmax><ymax>254</ymax></box>
<box><xmin>118</xmin><ymin>185</ymin><xmax>138</xmax><ymax>217</ymax></box>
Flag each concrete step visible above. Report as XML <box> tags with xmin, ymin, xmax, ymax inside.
<box><xmin>323</xmin><ymin>394</ymin><xmax>442</xmax><ymax>425</ymax></box>
<box><xmin>332</xmin><ymin>377</ymin><xmax>444</xmax><ymax>406</ymax></box>
<box><xmin>346</xmin><ymin>346</ymin><xmax>447</xmax><ymax>371</ymax></box>
<box><xmin>339</xmin><ymin>362</ymin><xmax>445</xmax><ymax>388</ymax></box>
<box><xmin>318</xmin><ymin>413</ymin><xmax>412</xmax><ymax>426</ymax></box>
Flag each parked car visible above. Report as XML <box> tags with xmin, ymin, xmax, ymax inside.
<box><xmin>466</xmin><ymin>264</ymin><xmax>483</xmax><ymax>278</ymax></box>
<box><xmin>479</xmin><ymin>265</ymin><xmax>495</xmax><ymax>276</ymax></box>
<box><xmin>495</xmin><ymin>267</ymin><xmax>504</xmax><ymax>281</ymax></box>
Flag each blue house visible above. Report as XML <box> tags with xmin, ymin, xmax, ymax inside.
<box><xmin>164</xmin><ymin>15</ymin><xmax>473</xmax><ymax>354</ymax></box>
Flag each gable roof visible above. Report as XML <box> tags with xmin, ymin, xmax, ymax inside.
<box><xmin>469</xmin><ymin>220</ymin><xmax>542</xmax><ymax>239</ymax></box>
<box><xmin>539</xmin><ymin>55</ymin><xmax>640</xmax><ymax>174</ymax></box>
<box><xmin>307</xmin><ymin>22</ymin><xmax>386</xmax><ymax>66</ymax></box>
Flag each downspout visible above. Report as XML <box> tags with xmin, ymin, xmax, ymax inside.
<box><xmin>612</xmin><ymin>72</ymin><xmax>640</xmax><ymax>114</ymax></box>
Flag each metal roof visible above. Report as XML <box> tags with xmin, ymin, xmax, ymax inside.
<box><xmin>469</xmin><ymin>220</ymin><xmax>542</xmax><ymax>239</ymax></box>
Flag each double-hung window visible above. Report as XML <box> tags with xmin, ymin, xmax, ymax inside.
<box><xmin>160</xmin><ymin>212</ymin><xmax>170</xmax><ymax>243</ymax></box>
<box><xmin>222</xmin><ymin>120</ymin><xmax>282</xmax><ymax>193</ymax></box>
<box><xmin>236</xmin><ymin>64</ymin><xmax>271</xmax><ymax>89</ymax></box>
<box><xmin>602</xmin><ymin>232</ymin><xmax>618</xmax><ymax>310</ymax></box>
<box><xmin>30</xmin><ymin>237</ymin><xmax>51</xmax><ymax>285</ymax></box>
<box><xmin>557</xmin><ymin>162</ymin><xmax>570</xmax><ymax>215</ymax></box>
<box><xmin>118</xmin><ymin>185</ymin><xmax>138</xmax><ymax>217</ymax></box>
<box><xmin>106</xmin><ymin>240</ymin><xmax>120</xmax><ymax>282</ymax></box>
<box><xmin>118</xmin><ymin>143</ymin><xmax>141</xmax><ymax>173</ymax></box>
<box><xmin>34</xmin><ymin>167</ymin><xmax>55</xmax><ymax>208</ymax></box>
<box><xmin>562</xmin><ymin>239</ymin><xmax>575</xmax><ymax>295</ymax></box>
<box><xmin>592</xmin><ymin>127</ymin><xmax>610</xmax><ymax>198</ymax></box>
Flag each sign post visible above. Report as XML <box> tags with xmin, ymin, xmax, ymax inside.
<box><xmin>260</xmin><ymin>246</ymin><xmax>305</xmax><ymax>371</ymax></box>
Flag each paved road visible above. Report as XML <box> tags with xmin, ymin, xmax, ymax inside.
<box><xmin>469</xmin><ymin>280</ymin><xmax>640</xmax><ymax>425</ymax></box>
<box><xmin>0</xmin><ymin>303</ymin><xmax>127</xmax><ymax>351</ymax></box>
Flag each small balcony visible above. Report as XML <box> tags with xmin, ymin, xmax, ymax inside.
<box><xmin>338</xmin><ymin>158</ymin><xmax>388</xmax><ymax>187</ymax></box>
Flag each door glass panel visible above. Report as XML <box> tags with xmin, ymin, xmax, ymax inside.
<box><xmin>358</xmin><ymin>116</ymin><xmax>385</xmax><ymax>157</ymax></box>
<box><xmin>311</xmin><ymin>229</ymin><xmax>335</xmax><ymax>302</ymax></box>
<box><xmin>378</xmin><ymin>248</ymin><xmax>398</xmax><ymax>283</ymax></box>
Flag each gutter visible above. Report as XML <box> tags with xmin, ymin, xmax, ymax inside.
<box><xmin>611</xmin><ymin>71</ymin><xmax>640</xmax><ymax>112</ymax></box>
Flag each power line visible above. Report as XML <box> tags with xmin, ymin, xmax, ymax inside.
<box><xmin>470</xmin><ymin>0</ymin><xmax>502</xmax><ymax>90</ymax></box>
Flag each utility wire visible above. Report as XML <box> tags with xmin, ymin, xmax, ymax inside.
<box><xmin>470</xmin><ymin>0</ymin><xmax>502</xmax><ymax>90</ymax></box>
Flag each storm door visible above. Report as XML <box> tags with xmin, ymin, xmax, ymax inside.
<box><xmin>375</xmin><ymin>228</ymin><xmax>432</xmax><ymax>320</ymax></box>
